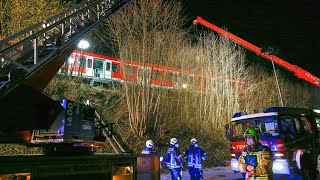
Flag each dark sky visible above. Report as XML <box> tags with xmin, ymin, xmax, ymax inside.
<box><xmin>185</xmin><ymin>0</ymin><xmax>320</xmax><ymax>77</ymax></box>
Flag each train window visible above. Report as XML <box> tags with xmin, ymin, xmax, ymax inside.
<box><xmin>112</xmin><ymin>64</ymin><xmax>119</xmax><ymax>72</ymax></box>
<box><xmin>188</xmin><ymin>75</ymin><xmax>194</xmax><ymax>85</ymax></box>
<box><xmin>138</xmin><ymin>68</ymin><xmax>150</xmax><ymax>80</ymax></box>
<box><xmin>106</xmin><ymin>62</ymin><xmax>111</xmax><ymax>71</ymax></box>
<box><xmin>165</xmin><ymin>72</ymin><xmax>173</xmax><ymax>82</ymax></box>
<box><xmin>152</xmin><ymin>71</ymin><xmax>162</xmax><ymax>80</ymax></box>
<box><xmin>87</xmin><ymin>59</ymin><xmax>92</xmax><ymax>68</ymax></box>
<box><xmin>93</xmin><ymin>59</ymin><xmax>103</xmax><ymax>69</ymax></box>
<box><xmin>68</xmin><ymin>55</ymin><xmax>75</xmax><ymax>65</ymax></box>
<box><xmin>125</xmin><ymin>65</ymin><xmax>135</xmax><ymax>76</ymax></box>
<box><xmin>195</xmin><ymin>76</ymin><xmax>201</xmax><ymax>85</ymax></box>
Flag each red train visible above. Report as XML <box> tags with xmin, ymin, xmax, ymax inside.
<box><xmin>60</xmin><ymin>50</ymin><xmax>247</xmax><ymax>94</ymax></box>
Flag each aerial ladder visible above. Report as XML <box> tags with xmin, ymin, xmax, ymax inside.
<box><xmin>193</xmin><ymin>16</ymin><xmax>320</xmax><ymax>88</ymax></box>
<box><xmin>0</xmin><ymin>0</ymin><xmax>130</xmax><ymax>133</ymax></box>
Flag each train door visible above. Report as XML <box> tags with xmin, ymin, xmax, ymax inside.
<box><xmin>92</xmin><ymin>58</ymin><xmax>104</xmax><ymax>79</ymax></box>
<box><xmin>103</xmin><ymin>60</ymin><xmax>112</xmax><ymax>80</ymax></box>
<box><xmin>85</xmin><ymin>56</ymin><xmax>93</xmax><ymax>78</ymax></box>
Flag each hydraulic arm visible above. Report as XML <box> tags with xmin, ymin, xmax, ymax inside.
<box><xmin>193</xmin><ymin>16</ymin><xmax>320</xmax><ymax>88</ymax></box>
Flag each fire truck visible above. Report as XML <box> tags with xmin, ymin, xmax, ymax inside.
<box><xmin>227</xmin><ymin>107</ymin><xmax>320</xmax><ymax>178</ymax></box>
<box><xmin>0</xmin><ymin>0</ymin><xmax>160</xmax><ymax>179</ymax></box>
<box><xmin>193</xmin><ymin>17</ymin><xmax>320</xmax><ymax>178</ymax></box>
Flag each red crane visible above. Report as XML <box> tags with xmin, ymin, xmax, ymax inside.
<box><xmin>193</xmin><ymin>16</ymin><xmax>320</xmax><ymax>88</ymax></box>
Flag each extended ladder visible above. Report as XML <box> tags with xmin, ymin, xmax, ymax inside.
<box><xmin>0</xmin><ymin>0</ymin><xmax>130</xmax><ymax>97</ymax></box>
<box><xmin>86</xmin><ymin>100</ymin><xmax>125</xmax><ymax>154</ymax></box>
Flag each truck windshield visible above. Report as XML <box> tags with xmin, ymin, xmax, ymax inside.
<box><xmin>228</xmin><ymin>116</ymin><xmax>279</xmax><ymax>141</ymax></box>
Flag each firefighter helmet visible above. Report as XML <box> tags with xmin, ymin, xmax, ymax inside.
<box><xmin>170</xmin><ymin>138</ymin><xmax>178</xmax><ymax>145</ymax></box>
<box><xmin>146</xmin><ymin>139</ymin><xmax>155</xmax><ymax>149</ymax></box>
<box><xmin>244</xmin><ymin>128</ymin><xmax>259</xmax><ymax>141</ymax></box>
<box><xmin>190</xmin><ymin>138</ymin><xmax>198</xmax><ymax>145</ymax></box>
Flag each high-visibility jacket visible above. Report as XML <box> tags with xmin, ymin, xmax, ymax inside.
<box><xmin>141</xmin><ymin>147</ymin><xmax>154</xmax><ymax>154</ymax></box>
<box><xmin>238</xmin><ymin>143</ymin><xmax>274</xmax><ymax>180</ymax></box>
<box><xmin>166</xmin><ymin>144</ymin><xmax>182</xmax><ymax>169</ymax></box>
<box><xmin>184</xmin><ymin>146</ymin><xmax>207</xmax><ymax>169</ymax></box>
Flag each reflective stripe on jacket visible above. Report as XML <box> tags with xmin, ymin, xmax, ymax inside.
<box><xmin>165</xmin><ymin>145</ymin><xmax>182</xmax><ymax>169</ymax></box>
<box><xmin>185</xmin><ymin>147</ymin><xmax>207</xmax><ymax>169</ymax></box>
<box><xmin>238</xmin><ymin>144</ymin><xmax>273</xmax><ymax>180</ymax></box>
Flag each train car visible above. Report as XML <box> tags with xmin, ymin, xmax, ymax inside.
<box><xmin>60</xmin><ymin>50</ymin><xmax>247</xmax><ymax>94</ymax></box>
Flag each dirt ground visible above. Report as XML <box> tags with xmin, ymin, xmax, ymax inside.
<box><xmin>160</xmin><ymin>166</ymin><xmax>243</xmax><ymax>180</ymax></box>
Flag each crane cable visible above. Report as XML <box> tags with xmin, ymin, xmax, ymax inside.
<box><xmin>271</xmin><ymin>55</ymin><xmax>284</xmax><ymax>106</ymax></box>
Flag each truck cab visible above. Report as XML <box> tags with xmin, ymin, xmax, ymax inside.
<box><xmin>226</xmin><ymin>107</ymin><xmax>320</xmax><ymax>177</ymax></box>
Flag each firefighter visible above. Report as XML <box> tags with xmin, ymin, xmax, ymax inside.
<box><xmin>238</xmin><ymin>127</ymin><xmax>274</xmax><ymax>180</ymax></box>
<box><xmin>141</xmin><ymin>139</ymin><xmax>155</xmax><ymax>154</ymax></box>
<box><xmin>183</xmin><ymin>138</ymin><xmax>207</xmax><ymax>180</ymax></box>
<box><xmin>166</xmin><ymin>138</ymin><xmax>183</xmax><ymax>180</ymax></box>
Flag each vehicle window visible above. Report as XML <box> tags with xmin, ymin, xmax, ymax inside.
<box><xmin>316</xmin><ymin>118</ymin><xmax>320</xmax><ymax>131</ymax></box>
<box><xmin>112</xmin><ymin>64</ymin><xmax>119</xmax><ymax>72</ymax></box>
<box><xmin>300</xmin><ymin>116</ymin><xmax>312</xmax><ymax>133</ymax></box>
<box><xmin>255</xmin><ymin>119</ymin><xmax>265</xmax><ymax>134</ymax></box>
<box><xmin>231</xmin><ymin>122</ymin><xmax>244</xmax><ymax>138</ymax></box>
<box><xmin>280</xmin><ymin>116</ymin><xmax>296</xmax><ymax>139</ymax></box>
<box><xmin>125</xmin><ymin>65</ymin><xmax>136</xmax><ymax>76</ymax></box>
<box><xmin>293</xmin><ymin>117</ymin><xmax>301</xmax><ymax>134</ymax></box>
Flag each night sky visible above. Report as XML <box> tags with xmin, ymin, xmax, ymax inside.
<box><xmin>185</xmin><ymin>0</ymin><xmax>320</xmax><ymax>77</ymax></box>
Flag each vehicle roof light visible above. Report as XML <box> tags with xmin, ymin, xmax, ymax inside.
<box><xmin>232</xmin><ymin>112</ymin><xmax>243</xmax><ymax>118</ymax></box>
<box><xmin>264</xmin><ymin>107</ymin><xmax>286</xmax><ymax>113</ymax></box>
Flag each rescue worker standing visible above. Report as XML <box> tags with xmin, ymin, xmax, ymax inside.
<box><xmin>166</xmin><ymin>138</ymin><xmax>183</xmax><ymax>180</ymax></box>
<box><xmin>183</xmin><ymin>138</ymin><xmax>207</xmax><ymax>180</ymax></box>
<box><xmin>238</xmin><ymin>128</ymin><xmax>274</xmax><ymax>180</ymax></box>
<box><xmin>141</xmin><ymin>139</ymin><xmax>155</xmax><ymax>154</ymax></box>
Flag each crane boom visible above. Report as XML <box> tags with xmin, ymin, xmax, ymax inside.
<box><xmin>193</xmin><ymin>16</ymin><xmax>320</xmax><ymax>88</ymax></box>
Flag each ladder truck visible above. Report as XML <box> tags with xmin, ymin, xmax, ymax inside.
<box><xmin>194</xmin><ymin>16</ymin><xmax>320</xmax><ymax>179</ymax></box>
<box><xmin>0</xmin><ymin>1</ymin><xmax>160</xmax><ymax>179</ymax></box>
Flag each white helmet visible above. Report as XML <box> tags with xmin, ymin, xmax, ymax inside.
<box><xmin>170</xmin><ymin>138</ymin><xmax>178</xmax><ymax>145</ymax></box>
<box><xmin>146</xmin><ymin>139</ymin><xmax>155</xmax><ymax>149</ymax></box>
<box><xmin>190</xmin><ymin>138</ymin><xmax>198</xmax><ymax>145</ymax></box>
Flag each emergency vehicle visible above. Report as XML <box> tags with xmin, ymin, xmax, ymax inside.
<box><xmin>226</xmin><ymin>107</ymin><xmax>320</xmax><ymax>178</ymax></box>
<box><xmin>0</xmin><ymin>0</ymin><xmax>161</xmax><ymax>179</ymax></box>
<box><xmin>193</xmin><ymin>16</ymin><xmax>320</xmax><ymax>178</ymax></box>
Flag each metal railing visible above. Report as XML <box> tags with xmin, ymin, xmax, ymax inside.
<box><xmin>0</xmin><ymin>0</ymin><xmax>129</xmax><ymax>97</ymax></box>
